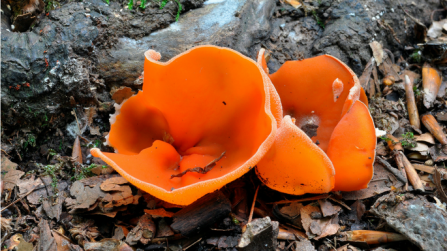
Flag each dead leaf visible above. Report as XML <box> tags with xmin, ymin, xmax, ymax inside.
<box><xmin>72</xmin><ymin>136</ymin><xmax>82</xmax><ymax>164</ymax></box>
<box><xmin>156</xmin><ymin>218</ymin><xmax>175</xmax><ymax>238</ymax></box>
<box><xmin>300</xmin><ymin>204</ymin><xmax>339</xmax><ymax>240</ymax></box>
<box><xmin>112</xmin><ymin>225</ymin><xmax>129</xmax><ymax>240</ymax></box>
<box><xmin>3</xmin><ymin>169</ymin><xmax>25</xmax><ymax>190</ymax></box>
<box><xmin>100</xmin><ymin>177</ymin><xmax>129</xmax><ymax>191</ymax></box>
<box><xmin>66</xmin><ymin>181</ymin><xmax>105</xmax><ymax>212</ymax></box>
<box><xmin>428</xmin><ymin>19</ymin><xmax>447</xmax><ymax>39</ymax></box>
<box><xmin>84</xmin><ymin>238</ymin><xmax>133</xmax><ymax>251</ymax></box>
<box><xmin>69</xmin><ymin>219</ymin><xmax>100</xmax><ymax>246</ymax></box>
<box><xmin>415</xmin><ymin>133</ymin><xmax>436</xmax><ymax>144</ymax></box>
<box><xmin>1</xmin><ymin>155</ymin><xmax>18</xmax><ymax>172</ymax></box>
<box><xmin>1</xmin><ymin>217</ymin><xmax>12</xmax><ymax>233</ymax></box>
<box><xmin>318</xmin><ymin>199</ymin><xmax>341</xmax><ymax>217</ymax></box>
<box><xmin>111</xmin><ymin>86</ymin><xmax>135</xmax><ymax>104</ymax></box>
<box><xmin>39</xmin><ymin>220</ymin><xmax>58</xmax><ymax>251</ymax></box>
<box><xmin>126</xmin><ymin>214</ymin><xmax>156</xmax><ymax>245</ymax></box>
<box><xmin>370</xmin><ymin>41</ymin><xmax>384</xmax><ymax>66</ymax></box>
<box><xmin>89</xmin><ymin>125</ymin><xmax>101</xmax><ymax>136</ymax></box>
<box><xmin>144</xmin><ymin>208</ymin><xmax>175</xmax><ymax>218</ymax></box>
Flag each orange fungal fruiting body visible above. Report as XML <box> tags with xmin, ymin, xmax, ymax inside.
<box><xmin>91</xmin><ymin>46</ymin><xmax>277</xmax><ymax>205</ymax></box>
<box><xmin>256</xmin><ymin>49</ymin><xmax>376</xmax><ymax>194</ymax></box>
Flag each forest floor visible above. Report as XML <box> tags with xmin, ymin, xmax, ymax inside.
<box><xmin>1</xmin><ymin>0</ymin><xmax>447</xmax><ymax>250</ymax></box>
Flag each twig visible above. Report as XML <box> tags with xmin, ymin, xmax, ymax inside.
<box><xmin>268</xmin><ymin>194</ymin><xmax>329</xmax><ymax>205</ymax></box>
<box><xmin>376</xmin><ymin>157</ymin><xmax>408</xmax><ymax>183</ymax></box>
<box><xmin>248</xmin><ymin>185</ymin><xmax>259</xmax><ymax>224</ymax></box>
<box><xmin>183</xmin><ymin>238</ymin><xmax>202</xmax><ymax>251</ymax></box>
<box><xmin>0</xmin><ymin>185</ymin><xmax>43</xmax><ymax>213</ymax></box>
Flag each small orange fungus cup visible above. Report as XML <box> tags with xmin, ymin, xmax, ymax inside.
<box><xmin>256</xmin><ymin>49</ymin><xmax>376</xmax><ymax>194</ymax></box>
<box><xmin>91</xmin><ymin>46</ymin><xmax>277</xmax><ymax>205</ymax></box>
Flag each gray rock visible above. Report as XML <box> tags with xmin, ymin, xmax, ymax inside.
<box><xmin>371</xmin><ymin>193</ymin><xmax>447</xmax><ymax>251</ymax></box>
<box><xmin>97</xmin><ymin>0</ymin><xmax>276</xmax><ymax>86</ymax></box>
<box><xmin>237</xmin><ymin>217</ymin><xmax>279</xmax><ymax>251</ymax></box>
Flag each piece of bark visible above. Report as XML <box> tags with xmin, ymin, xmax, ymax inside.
<box><xmin>421</xmin><ymin>114</ymin><xmax>447</xmax><ymax>145</ymax></box>
<box><xmin>434</xmin><ymin>167</ymin><xmax>447</xmax><ymax>204</ymax></box>
<box><xmin>422</xmin><ymin>63</ymin><xmax>442</xmax><ymax>108</ymax></box>
<box><xmin>339</xmin><ymin>230</ymin><xmax>406</xmax><ymax>244</ymax></box>
<box><xmin>237</xmin><ymin>217</ymin><xmax>279</xmax><ymax>251</ymax></box>
<box><xmin>404</xmin><ymin>75</ymin><xmax>421</xmax><ymax>130</ymax></box>
<box><xmin>398</xmin><ymin>152</ymin><xmax>425</xmax><ymax>192</ymax></box>
<box><xmin>412</xmin><ymin>163</ymin><xmax>447</xmax><ymax>179</ymax></box>
<box><xmin>171</xmin><ymin>191</ymin><xmax>231</xmax><ymax>237</ymax></box>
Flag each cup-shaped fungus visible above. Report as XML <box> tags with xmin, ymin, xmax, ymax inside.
<box><xmin>256</xmin><ymin>49</ymin><xmax>376</xmax><ymax>194</ymax></box>
<box><xmin>91</xmin><ymin>46</ymin><xmax>277</xmax><ymax>205</ymax></box>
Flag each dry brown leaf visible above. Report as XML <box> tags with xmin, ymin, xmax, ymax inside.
<box><xmin>415</xmin><ymin>133</ymin><xmax>436</xmax><ymax>144</ymax></box>
<box><xmin>156</xmin><ymin>218</ymin><xmax>175</xmax><ymax>238</ymax></box>
<box><xmin>3</xmin><ymin>169</ymin><xmax>25</xmax><ymax>190</ymax></box>
<box><xmin>39</xmin><ymin>220</ymin><xmax>58</xmax><ymax>251</ymax></box>
<box><xmin>72</xmin><ymin>136</ymin><xmax>82</xmax><ymax>164</ymax></box>
<box><xmin>112</xmin><ymin>225</ymin><xmax>129</xmax><ymax>240</ymax></box>
<box><xmin>89</xmin><ymin>125</ymin><xmax>101</xmax><ymax>136</ymax></box>
<box><xmin>126</xmin><ymin>214</ymin><xmax>156</xmax><ymax>245</ymax></box>
<box><xmin>1</xmin><ymin>155</ymin><xmax>18</xmax><ymax>172</ymax></box>
<box><xmin>318</xmin><ymin>199</ymin><xmax>341</xmax><ymax>217</ymax></box>
<box><xmin>144</xmin><ymin>208</ymin><xmax>175</xmax><ymax>218</ymax></box>
<box><xmin>111</xmin><ymin>86</ymin><xmax>135</xmax><ymax>104</ymax></box>
<box><xmin>300</xmin><ymin>204</ymin><xmax>339</xmax><ymax>240</ymax></box>
<box><xmin>100</xmin><ymin>177</ymin><xmax>129</xmax><ymax>191</ymax></box>
<box><xmin>428</xmin><ymin>19</ymin><xmax>447</xmax><ymax>39</ymax></box>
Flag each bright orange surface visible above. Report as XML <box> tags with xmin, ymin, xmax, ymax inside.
<box><xmin>91</xmin><ymin>46</ymin><xmax>277</xmax><ymax>205</ymax></box>
<box><xmin>268</xmin><ymin>55</ymin><xmax>362</xmax><ymax>152</ymax></box>
<box><xmin>327</xmin><ymin>101</ymin><xmax>376</xmax><ymax>191</ymax></box>
<box><xmin>256</xmin><ymin>116</ymin><xmax>335</xmax><ymax>195</ymax></box>
<box><xmin>255</xmin><ymin>50</ymin><xmax>375</xmax><ymax>193</ymax></box>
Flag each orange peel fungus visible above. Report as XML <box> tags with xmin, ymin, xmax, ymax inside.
<box><xmin>256</xmin><ymin>49</ymin><xmax>376</xmax><ymax>194</ymax></box>
<box><xmin>91</xmin><ymin>46</ymin><xmax>277</xmax><ymax>206</ymax></box>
